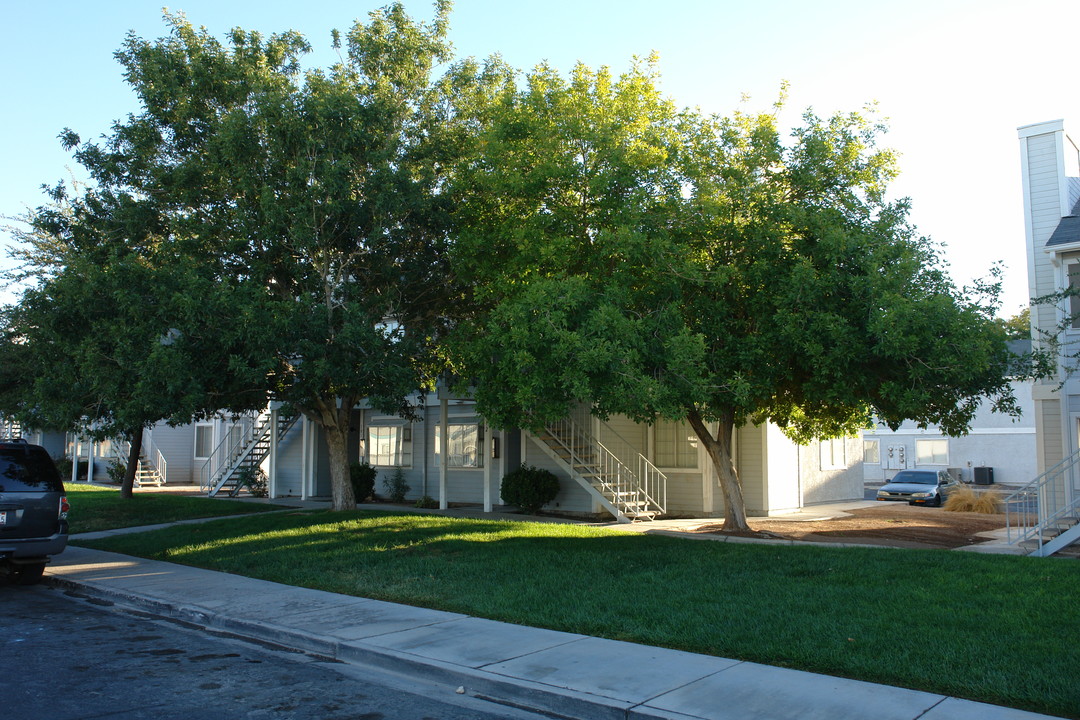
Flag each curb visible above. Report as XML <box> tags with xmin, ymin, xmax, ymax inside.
<box><xmin>45</xmin><ymin>573</ymin><xmax>649</xmax><ymax>720</ymax></box>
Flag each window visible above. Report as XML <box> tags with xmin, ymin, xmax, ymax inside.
<box><xmin>368</xmin><ymin>426</ymin><xmax>412</xmax><ymax>467</ymax></box>
<box><xmin>654</xmin><ymin>420</ymin><xmax>698</xmax><ymax>469</ymax></box>
<box><xmin>915</xmin><ymin>439</ymin><xmax>948</xmax><ymax>465</ymax></box>
<box><xmin>194</xmin><ymin>424</ymin><xmax>214</xmax><ymax>459</ymax></box>
<box><xmin>436</xmin><ymin>423</ymin><xmax>483</xmax><ymax>468</ymax></box>
<box><xmin>1069</xmin><ymin>264</ymin><xmax>1080</xmax><ymax>330</ymax></box>
<box><xmin>863</xmin><ymin>440</ymin><xmax>880</xmax><ymax>464</ymax></box>
<box><xmin>820</xmin><ymin>438</ymin><xmax>846</xmax><ymax>469</ymax></box>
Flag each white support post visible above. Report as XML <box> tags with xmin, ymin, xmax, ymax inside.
<box><xmin>439</xmin><ymin>398</ymin><xmax>448</xmax><ymax>510</ymax></box>
<box><xmin>300</xmin><ymin>416</ymin><xmax>311</xmax><ymax>501</ymax></box>
<box><xmin>86</xmin><ymin>439</ymin><xmax>94</xmax><ymax>484</ymax></box>
<box><xmin>71</xmin><ymin>436</ymin><xmax>80</xmax><ymax>484</ymax></box>
<box><xmin>268</xmin><ymin>408</ymin><xmax>279</xmax><ymax>499</ymax></box>
<box><xmin>483</xmin><ymin>422</ymin><xmax>492</xmax><ymax>513</ymax></box>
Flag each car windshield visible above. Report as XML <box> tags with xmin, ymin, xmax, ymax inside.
<box><xmin>890</xmin><ymin>471</ymin><xmax>937</xmax><ymax>485</ymax></box>
<box><xmin>0</xmin><ymin>447</ymin><xmax>64</xmax><ymax>492</ymax></box>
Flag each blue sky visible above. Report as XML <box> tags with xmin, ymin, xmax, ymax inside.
<box><xmin>4</xmin><ymin>0</ymin><xmax>1078</xmax><ymax>313</ymax></box>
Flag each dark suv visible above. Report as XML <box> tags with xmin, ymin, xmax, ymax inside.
<box><xmin>0</xmin><ymin>439</ymin><xmax>69</xmax><ymax>584</ymax></box>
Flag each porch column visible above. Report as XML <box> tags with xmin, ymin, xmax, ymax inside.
<box><xmin>267</xmin><ymin>408</ymin><xmax>279</xmax><ymax>499</ymax></box>
<box><xmin>439</xmin><ymin>398</ymin><xmax>448</xmax><ymax>510</ymax></box>
<box><xmin>71</xmin><ymin>436</ymin><xmax>80</xmax><ymax>484</ymax></box>
<box><xmin>300</xmin><ymin>416</ymin><xmax>312</xmax><ymax>501</ymax></box>
<box><xmin>86</xmin><ymin>438</ymin><xmax>94</xmax><ymax>484</ymax></box>
<box><xmin>483</xmin><ymin>422</ymin><xmax>492</xmax><ymax>513</ymax></box>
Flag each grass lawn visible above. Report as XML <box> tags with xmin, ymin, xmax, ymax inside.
<box><xmin>76</xmin><ymin>509</ymin><xmax>1080</xmax><ymax>718</ymax></box>
<box><xmin>65</xmin><ymin>484</ymin><xmax>287</xmax><ymax>534</ymax></box>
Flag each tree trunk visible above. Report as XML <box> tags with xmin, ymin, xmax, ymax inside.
<box><xmin>121</xmin><ymin>427</ymin><xmax>143</xmax><ymax>499</ymax></box>
<box><xmin>686</xmin><ymin>408</ymin><xmax>752</xmax><ymax>533</ymax></box>
<box><xmin>306</xmin><ymin>397</ymin><xmax>356</xmax><ymax>512</ymax></box>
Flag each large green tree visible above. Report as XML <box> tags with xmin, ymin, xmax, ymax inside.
<box><xmin>450</xmin><ymin>64</ymin><xmax>1030</xmax><ymax>531</ymax></box>
<box><xmin>47</xmin><ymin>3</ymin><xmax>470</xmax><ymax>509</ymax></box>
<box><xmin>1</xmin><ymin>188</ymin><xmax>272</xmax><ymax>498</ymax></box>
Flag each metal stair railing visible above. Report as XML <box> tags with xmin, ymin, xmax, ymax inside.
<box><xmin>110</xmin><ymin>432</ymin><xmax>162</xmax><ymax>487</ymax></box>
<box><xmin>1005</xmin><ymin>447</ymin><xmax>1080</xmax><ymax>556</ymax></box>
<box><xmin>200</xmin><ymin>411</ymin><xmax>299</xmax><ymax>497</ymax></box>
<box><xmin>199</xmin><ymin>412</ymin><xmax>262</xmax><ymax>495</ymax></box>
<box><xmin>138</xmin><ymin>433</ymin><xmax>167</xmax><ymax>486</ymax></box>
<box><xmin>1</xmin><ymin>418</ymin><xmax>22</xmax><ymax>439</ymax></box>
<box><xmin>541</xmin><ymin>415</ymin><xmax>666</xmax><ymax>521</ymax></box>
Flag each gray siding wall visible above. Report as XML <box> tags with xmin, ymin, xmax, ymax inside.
<box><xmin>147</xmin><ymin>422</ymin><xmax>198</xmax><ymax>485</ymax></box>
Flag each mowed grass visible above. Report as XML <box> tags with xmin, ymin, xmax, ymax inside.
<box><xmin>77</xmin><ymin>509</ymin><xmax>1080</xmax><ymax>718</ymax></box>
<box><xmin>65</xmin><ymin>484</ymin><xmax>286</xmax><ymax>534</ymax></box>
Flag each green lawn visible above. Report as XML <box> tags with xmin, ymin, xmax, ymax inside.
<box><xmin>76</xmin><ymin>509</ymin><xmax>1080</xmax><ymax>718</ymax></box>
<box><xmin>65</xmin><ymin>484</ymin><xmax>287</xmax><ymax>534</ymax></box>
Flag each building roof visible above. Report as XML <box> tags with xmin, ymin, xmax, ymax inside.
<box><xmin>1047</xmin><ymin>198</ymin><xmax>1080</xmax><ymax>247</ymax></box>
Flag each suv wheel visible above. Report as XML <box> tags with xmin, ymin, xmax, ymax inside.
<box><xmin>13</xmin><ymin>562</ymin><xmax>46</xmax><ymax>586</ymax></box>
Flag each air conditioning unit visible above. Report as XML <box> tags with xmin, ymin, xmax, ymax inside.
<box><xmin>973</xmin><ymin>466</ymin><xmax>994</xmax><ymax>485</ymax></box>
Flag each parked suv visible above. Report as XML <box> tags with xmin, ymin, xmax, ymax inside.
<box><xmin>0</xmin><ymin>439</ymin><xmax>68</xmax><ymax>584</ymax></box>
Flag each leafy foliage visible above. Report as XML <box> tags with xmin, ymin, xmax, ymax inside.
<box><xmin>500</xmin><ymin>464</ymin><xmax>560</xmax><ymax>514</ymax></box>
<box><xmin>350</xmin><ymin>461</ymin><xmax>377</xmax><ymax>503</ymax></box>
<box><xmin>382</xmin><ymin>467</ymin><xmax>411</xmax><ymax>503</ymax></box>
<box><xmin>450</xmin><ymin>65</ymin><xmax>1039</xmax><ymax>531</ymax></box>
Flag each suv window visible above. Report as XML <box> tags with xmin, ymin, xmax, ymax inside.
<box><xmin>0</xmin><ymin>446</ymin><xmax>64</xmax><ymax>492</ymax></box>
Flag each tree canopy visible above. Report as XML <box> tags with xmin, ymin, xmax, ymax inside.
<box><xmin>448</xmin><ymin>65</ymin><xmax>1030</xmax><ymax>530</ymax></box>
<box><xmin>2</xmin><ymin>3</ymin><xmax>1033</xmax><ymax>524</ymax></box>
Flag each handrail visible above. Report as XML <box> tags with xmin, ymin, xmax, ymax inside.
<box><xmin>1005</xmin><ymin>447</ymin><xmax>1080</xmax><ymax>552</ymax></box>
<box><xmin>596</xmin><ymin>419</ymin><xmax>669</xmax><ymax>515</ymax></box>
<box><xmin>199</xmin><ymin>411</ymin><xmax>262</xmax><ymax>493</ymax></box>
<box><xmin>543</xmin><ymin>415</ymin><xmax>666</xmax><ymax>518</ymax></box>
<box><xmin>142</xmin><ymin>432</ymin><xmax>167</xmax><ymax>485</ymax></box>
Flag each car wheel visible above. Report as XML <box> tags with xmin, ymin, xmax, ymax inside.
<box><xmin>14</xmin><ymin>562</ymin><xmax>46</xmax><ymax>586</ymax></box>
<box><xmin>932</xmin><ymin>494</ymin><xmax>943</xmax><ymax>507</ymax></box>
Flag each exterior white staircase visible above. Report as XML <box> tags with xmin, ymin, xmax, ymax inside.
<box><xmin>201</xmin><ymin>410</ymin><xmax>299</xmax><ymax>497</ymax></box>
<box><xmin>1</xmin><ymin>419</ymin><xmax>23</xmax><ymax>439</ymax></box>
<box><xmin>528</xmin><ymin>415</ymin><xmax>666</xmax><ymax>523</ymax></box>
<box><xmin>1005</xmin><ymin>448</ymin><xmax>1080</xmax><ymax>557</ymax></box>
<box><xmin>113</xmin><ymin>433</ymin><xmax>167</xmax><ymax>487</ymax></box>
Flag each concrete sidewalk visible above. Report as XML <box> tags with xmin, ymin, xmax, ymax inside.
<box><xmin>44</xmin><ymin>545</ymin><xmax>1060</xmax><ymax>720</ymax></box>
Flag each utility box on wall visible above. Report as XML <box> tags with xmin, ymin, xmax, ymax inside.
<box><xmin>973</xmin><ymin>466</ymin><xmax>994</xmax><ymax>485</ymax></box>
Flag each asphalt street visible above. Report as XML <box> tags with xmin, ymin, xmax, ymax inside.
<box><xmin>1</xmin><ymin>582</ymin><xmax>548</xmax><ymax>720</ymax></box>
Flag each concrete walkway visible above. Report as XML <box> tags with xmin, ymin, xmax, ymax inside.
<box><xmin>46</xmin><ymin>518</ymin><xmax>1060</xmax><ymax>719</ymax></box>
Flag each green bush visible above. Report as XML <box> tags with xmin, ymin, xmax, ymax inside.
<box><xmin>54</xmin><ymin>456</ymin><xmax>88</xmax><ymax>482</ymax></box>
<box><xmin>106</xmin><ymin>459</ymin><xmax>127</xmax><ymax>485</ymax></box>
<box><xmin>350</xmin><ymin>462</ymin><xmax>376</xmax><ymax>503</ymax></box>
<box><xmin>501</xmin><ymin>465</ymin><xmax>560</xmax><ymax>514</ymax></box>
<box><xmin>414</xmin><ymin>495</ymin><xmax>438</xmax><ymax>509</ymax></box>
<box><xmin>382</xmin><ymin>467</ymin><xmax>410</xmax><ymax>503</ymax></box>
<box><xmin>236</xmin><ymin>466</ymin><xmax>268</xmax><ymax>498</ymax></box>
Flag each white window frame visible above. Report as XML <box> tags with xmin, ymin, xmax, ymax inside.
<box><xmin>367</xmin><ymin>424</ymin><xmax>413</xmax><ymax>468</ymax></box>
<box><xmin>194</xmin><ymin>423</ymin><xmax>215</xmax><ymax>460</ymax></box>
<box><xmin>1067</xmin><ymin>262</ymin><xmax>1080</xmax><ymax>332</ymax></box>
<box><xmin>436</xmin><ymin>423</ymin><xmax>483</xmax><ymax>469</ymax></box>
<box><xmin>863</xmin><ymin>439</ymin><xmax>880</xmax><ymax>465</ymax></box>
<box><xmin>653</xmin><ymin>419</ymin><xmax>699</xmax><ymax>470</ymax></box>
<box><xmin>915</xmin><ymin>438</ymin><xmax>948</xmax><ymax>465</ymax></box>
<box><xmin>820</xmin><ymin>438</ymin><xmax>846</xmax><ymax>470</ymax></box>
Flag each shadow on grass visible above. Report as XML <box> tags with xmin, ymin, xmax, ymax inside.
<box><xmin>76</xmin><ymin>509</ymin><xmax>1080</xmax><ymax>718</ymax></box>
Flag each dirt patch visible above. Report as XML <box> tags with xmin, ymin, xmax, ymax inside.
<box><xmin>691</xmin><ymin>504</ymin><xmax>1008</xmax><ymax>549</ymax></box>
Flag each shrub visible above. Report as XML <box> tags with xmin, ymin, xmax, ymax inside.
<box><xmin>350</xmin><ymin>461</ymin><xmax>377</xmax><ymax>503</ymax></box>
<box><xmin>106</xmin><ymin>459</ymin><xmax>127</xmax><ymax>485</ymax></box>
<box><xmin>501</xmin><ymin>464</ymin><xmax>560</xmax><ymax>514</ymax></box>
<box><xmin>236</xmin><ymin>466</ymin><xmax>268</xmax><ymax>498</ymax></box>
<box><xmin>382</xmin><ymin>467</ymin><xmax>410</xmax><ymax>503</ymax></box>
<box><xmin>944</xmin><ymin>484</ymin><xmax>1004</xmax><ymax>514</ymax></box>
<box><xmin>54</xmin><ymin>456</ymin><xmax>88</xmax><ymax>482</ymax></box>
<box><xmin>414</xmin><ymin>495</ymin><xmax>438</xmax><ymax>509</ymax></box>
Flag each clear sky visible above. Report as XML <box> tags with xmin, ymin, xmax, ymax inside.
<box><xmin>3</xmin><ymin>0</ymin><xmax>1078</xmax><ymax>314</ymax></box>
